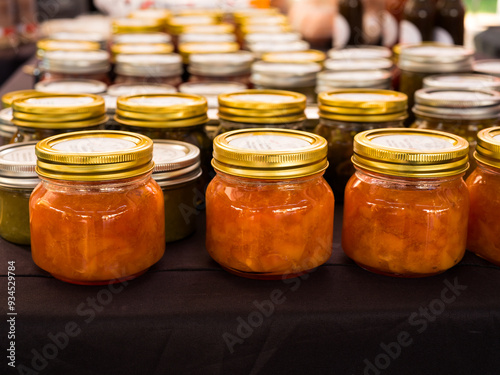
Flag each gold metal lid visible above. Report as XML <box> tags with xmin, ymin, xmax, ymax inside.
<box><xmin>2</xmin><ymin>90</ymin><xmax>50</xmax><ymax>108</ymax></box>
<box><xmin>36</xmin><ymin>39</ymin><xmax>100</xmax><ymax>53</ymax></box>
<box><xmin>111</xmin><ymin>32</ymin><xmax>171</xmax><ymax>44</ymax></box>
<box><xmin>474</xmin><ymin>127</ymin><xmax>500</xmax><ymax>169</ymax></box>
<box><xmin>182</xmin><ymin>23</ymin><xmax>235</xmax><ymax>34</ymax></box>
<box><xmin>261</xmin><ymin>50</ymin><xmax>326</xmax><ymax>64</ymax></box>
<box><xmin>240</xmin><ymin>24</ymin><xmax>292</xmax><ymax>35</ymax></box>
<box><xmin>352</xmin><ymin>128</ymin><xmax>469</xmax><ymax>178</ymax></box>
<box><xmin>111</xmin><ymin>43</ymin><xmax>174</xmax><ymax>55</ymax></box>
<box><xmin>129</xmin><ymin>8</ymin><xmax>171</xmax><ymax>22</ymax></box>
<box><xmin>232</xmin><ymin>8</ymin><xmax>280</xmax><ymax>23</ymax></box>
<box><xmin>112</xmin><ymin>17</ymin><xmax>165</xmax><ymax>33</ymax></box>
<box><xmin>35</xmin><ymin>130</ymin><xmax>154</xmax><ymax>181</ymax></box>
<box><xmin>178</xmin><ymin>42</ymin><xmax>240</xmax><ymax>63</ymax></box>
<box><xmin>167</xmin><ymin>15</ymin><xmax>219</xmax><ymax>35</ymax></box>
<box><xmin>212</xmin><ymin>128</ymin><xmax>328</xmax><ymax>179</ymax></box>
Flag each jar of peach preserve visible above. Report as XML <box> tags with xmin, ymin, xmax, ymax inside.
<box><xmin>342</xmin><ymin>128</ymin><xmax>470</xmax><ymax>277</ymax></box>
<box><xmin>466</xmin><ymin>127</ymin><xmax>500</xmax><ymax>266</ymax></box>
<box><xmin>30</xmin><ymin>130</ymin><xmax>165</xmax><ymax>285</ymax></box>
<box><xmin>206</xmin><ymin>128</ymin><xmax>334</xmax><ymax>280</ymax></box>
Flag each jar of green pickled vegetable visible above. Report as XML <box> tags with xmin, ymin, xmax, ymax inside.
<box><xmin>412</xmin><ymin>87</ymin><xmax>500</xmax><ymax>178</ymax></box>
<box><xmin>314</xmin><ymin>89</ymin><xmax>408</xmax><ymax>200</ymax></box>
<box><xmin>0</xmin><ymin>142</ymin><xmax>39</xmax><ymax>245</ymax></box>
<box><xmin>152</xmin><ymin>140</ymin><xmax>202</xmax><ymax>242</ymax></box>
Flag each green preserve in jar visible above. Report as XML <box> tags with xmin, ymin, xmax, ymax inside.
<box><xmin>412</xmin><ymin>87</ymin><xmax>500</xmax><ymax>177</ymax></box>
<box><xmin>152</xmin><ymin>140</ymin><xmax>202</xmax><ymax>242</ymax></box>
<box><xmin>216</xmin><ymin>89</ymin><xmax>307</xmax><ymax>136</ymax></box>
<box><xmin>314</xmin><ymin>89</ymin><xmax>408</xmax><ymax>199</ymax></box>
<box><xmin>0</xmin><ymin>142</ymin><xmax>39</xmax><ymax>245</ymax></box>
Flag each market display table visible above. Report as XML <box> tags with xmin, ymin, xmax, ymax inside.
<box><xmin>1</xmin><ymin>63</ymin><xmax>500</xmax><ymax>375</ymax></box>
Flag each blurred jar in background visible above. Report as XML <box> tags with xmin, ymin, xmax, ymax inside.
<box><xmin>435</xmin><ymin>0</ymin><xmax>465</xmax><ymax>45</ymax></box>
<box><xmin>0</xmin><ymin>0</ymin><xmax>17</xmax><ymax>49</ymax></box>
<box><xmin>400</xmin><ymin>0</ymin><xmax>436</xmax><ymax>44</ymax></box>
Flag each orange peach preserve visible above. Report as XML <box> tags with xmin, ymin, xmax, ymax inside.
<box><xmin>30</xmin><ymin>175</ymin><xmax>165</xmax><ymax>284</ymax></box>
<box><xmin>342</xmin><ymin>171</ymin><xmax>469</xmax><ymax>277</ymax></box>
<box><xmin>206</xmin><ymin>172</ymin><xmax>334</xmax><ymax>279</ymax></box>
<box><xmin>466</xmin><ymin>164</ymin><xmax>500</xmax><ymax>265</ymax></box>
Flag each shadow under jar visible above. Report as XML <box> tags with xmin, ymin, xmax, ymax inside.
<box><xmin>342</xmin><ymin>128</ymin><xmax>470</xmax><ymax>277</ymax></box>
<box><xmin>30</xmin><ymin>130</ymin><xmax>165</xmax><ymax>285</ymax></box>
<box><xmin>206</xmin><ymin>128</ymin><xmax>334</xmax><ymax>280</ymax></box>
<box><xmin>314</xmin><ymin>89</ymin><xmax>408</xmax><ymax>201</ymax></box>
<box><xmin>466</xmin><ymin>127</ymin><xmax>500</xmax><ymax>266</ymax></box>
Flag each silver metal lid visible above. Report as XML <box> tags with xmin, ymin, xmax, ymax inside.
<box><xmin>251</xmin><ymin>61</ymin><xmax>321</xmax><ymax>88</ymax></box>
<box><xmin>49</xmin><ymin>31</ymin><xmax>106</xmax><ymax>44</ymax></box>
<box><xmin>327</xmin><ymin>45</ymin><xmax>392</xmax><ymax>60</ymax></box>
<box><xmin>423</xmin><ymin>74</ymin><xmax>500</xmax><ymax>91</ymax></box>
<box><xmin>247</xmin><ymin>40</ymin><xmax>310</xmax><ymax>58</ymax></box>
<box><xmin>179</xmin><ymin>33</ymin><xmax>236</xmax><ymax>44</ymax></box>
<box><xmin>414</xmin><ymin>88</ymin><xmax>500</xmax><ymax>120</ymax></box>
<box><xmin>188</xmin><ymin>51</ymin><xmax>254</xmax><ymax>76</ymax></box>
<box><xmin>112</xmin><ymin>32</ymin><xmax>171</xmax><ymax>45</ymax></box>
<box><xmin>473</xmin><ymin>60</ymin><xmax>500</xmax><ymax>77</ymax></box>
<box><xmin>152</xmin><ymin>140</ymin><xmax>201</xmax><ymax>186</ymax></box>
<box><xmin>40</xmin><ymin>50</ymin><xmax>110</xmax><ymax>74</ymax></box>
<box><xmin>35</xmin><ymin>79</ymin><xmax>107</xmax><ymax>94</ymax></box>
<box><xmin>114</xmin><ymin>53</ymin><xmax>183</xmax><ymax>77</ymax></box>
<box><xmin>316</xmin><ymin>70</ymin><xmax>392</xmax><ymax>90</ymax></box>
<box><xmin>324</xmin><ymin>58</ymin><xmax>393</xmax><ymax>71</ymax></box>
<box><xmin>0</xmin><ymin>142</ymin><xmax>40</xmax><ymax>188</ymax></box>
<box><xmin>399</xmin><ymin>45</ymin><xmax>474</xmax><ymax>73</ymax></box>
<box><xmin>244</xmin><ymin>32</ymin><xmax>301</xmax><ymax>45</ymax></box>
<box><xmin>178</xmin><ymin>81</ymin><xmax>247</xmax><ymax>108</ymax></box>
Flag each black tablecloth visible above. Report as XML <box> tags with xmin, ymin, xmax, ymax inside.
<box><xmin>1</xmin><ymin>63</ymin><xmax>500</xmax><ymax>375</ymax></box>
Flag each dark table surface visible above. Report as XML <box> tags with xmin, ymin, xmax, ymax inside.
<box><xmin>1</xmin><ymin>62</ymin><xmax>500</xmax><ymax>375</ymax></box>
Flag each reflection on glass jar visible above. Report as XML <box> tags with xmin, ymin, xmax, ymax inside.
<box><xmin>206</xmin><ymin>128</ymin><xmax>334</xmax><ymax>280</ymax></box>
<box><xmin>343</xmin><ymin>128</ymin><xmax>470</xmax><ymax>277</ymax></box>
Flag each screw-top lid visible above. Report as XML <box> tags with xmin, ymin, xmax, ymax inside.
<box><xmin>327</xmin><ymin>45</ymin><xmax>392</xmax><ymax>60</ymax></box>
<box><xmin>473</xmin><ymin>60</ymin><xmax>500</xmax><ymax>77</ymax></box>
<box><xmin>0</xmin><ymin>142</ymin><xmax>39</xmax><ymax>188</ymax></box>
<box><xmin>111</xmin><ymin>42</ymin><xmax>174</xmax><ymax>55</ymax></box>
<box><xmin>179</xmin><ymin>33</ymin><xmax>236</xmax><ymax>44</ymax></box>
<box><xmin>218</xmin><ymin>89</ymin><xmax>306</xmax><ymax>124</ymax></box>
<box><xmin>240</xmin><ymin>23</ymin><xmax>292</xmax><ymax>35</ymax></box>
<box><xmin>475</xmin><ymin>127</ymin><xmax>500</xmax><ymax>169</ymax></box>
<box><xmin>115</xmin><ymin>93</ymin><xmax>208</xmax><ymax>128</ymax></box>
<box><xmin>247</xmin><ymin>40</ymin><xmax>309</xmax><ymax>58</ymax></box>
<box><xmin>167</xmin><ymin>14</ymin><xmax>220</xmax><ymax>35</ymax></box>
<box><xmin>36</xmin><ymin>39</ymin><xmax>101</xmax><ymax>55</ymax></box>
<box><xmin>398</xmin><ymin>44</ymin><xmax>474</xmax><ymax>73</ymax></box>
<box><xmin>182</xmin><ymin>23</ymin><xmax>235</xmax><ymax>34</ymax></box>
<box><xmin>152</xmin><ymin>140</ymin><xmax>201</xmax><ymax>186</ymax></box>
<box><xmin>232</xmin><ymin>7</ymin><xmax>280</xmax><ymax>23</ymax></box>
<box><xmin>2</xmin><ymin>90</ymin><xmax>50</xmax><ymax>108</ymax></box>
<box><xmin>324</xmin><ymin>58</ymin><xmax>393</xmax><ymax>71</ymax></box>
<box><xmin>35</xmin><ymin>79</ymin><xmax>107</xmax><ymax>95</ymax></box>
<box><xmin>353</xmin><ymin>128</ymin><xmax>469</xmax><ymax>178</ymax></box>
<box><xmin>261</xmin><ymin>50</ymin><xmax>326</xmax><ymax>64</ymax></box>
<box><xmin>423</xmin><ymin>74</ymin><xmax>500</xmax><ymax>91</ymax></box>
<box><xmin>48</xmin><ymin>31</ymin><xmax>106</xmax><ymax>45</ymax></box>
<box><xmin>188</xmin><ymin>51</ymin><xmax>254</xmax><ymax>76</ymax></box>
<box><xmin>178</xmin><ymin>42</ymin><xmax>240</xmax><ymax>64</ymax></box>
<box><xmin>114</xmin><ymin>53</ymin><xmax>182</xmax><ymax>77</ymax></box>
<box><xmin>12</xmin><ymin>94</ymin><xmax>107</xmax><ymax>129</ymax></box>
<box><xmin>251</xmin><ymin>61</ymin><xmax>321</xmax><ymax>88</ymax></box>
<box><xmin>35</xmin><ymin>130</ymin><xmax>154</xmax><ymax>181</ymax></box>
<box><xmin>318</xmin><ymin>89</ymin><xmax>408</xmax><ymax>122</ymax></box>
<box><xmin>413</xmin><ymin>88</ymin><xmax>500</xmax><ymax>120</ymax></box>
<box><xmin>40</xmin><ymin>50</ymin><xmax>110</xmax><ymax>74</ymax></box>
<box><xmin>316</xmin><ymin>70</ymin><xmax>392</xmax><ymax>91</ymax></box>
<box><xmin>244</xmin><ymin>32</ymin><xmax>301</xmax><ymax>45</ymax></box>
<box><xmin>112</xmin><ymin>17</ymin><xmax>165</xmax><ymax>33</ymax></box>
<box><xmin>178</xmin><ymin>81</ymin><xmax>247</xmax><ymax>108</ymax></box>
<box><xmin>238</xmin><ymin>14</ymin><xmax>288</xmax><ymax>26</ymax></box>
<box><xmin>112</xmin><ymin>32</ymin><xmax>171</xmax><ymax>45</ymax></box>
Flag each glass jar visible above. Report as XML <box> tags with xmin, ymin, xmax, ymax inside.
<box><xmin>398</xmin><ymin>44</ymin><xmax>474</xmax><ymax>123</ymax></box>
<box><xmin>38</xmin><ymin>50</ymin><xmax>111</xmax><ymax>84</ymax></box>
<box><xmin>327</xmin><ymin>46</ymin><xmax>392</xmax><ymax>60</ymax></box>
<box><xmin>412</xmin><ymin>88</ymin><xmax>500</xmax><ymax>177</ymax></box>
<box><xmin>400</xmin><ymin>0</ymin><xmax>436</xmax><ymax>43</ymax></box>
<box><xmin>187</xmin><ymin>51</ymin><xmax>254</xmax><ymax>87</ymax></box>
<box><xmin>111</xmin><ymin>43</ymin><xmax>174</xmax><ymax>58</ymax></box>
<box><xmin>243</xmin><ymin>32</ymin><xmax>302</xmax><ymax>48</ymax></box>
<box><xmin>206</xmin><ymin>128</ymin><xmax>334</xmax><ymax>279</ymax></box>
<box><xmin>251</xmin><ymin>61</ymin><xmax>321</xmax><ymax>104</ymax></box>
<box><xmin>466</xmin><ymin>127</ymin><xmax>500</xmax><ymax>266</ymax></box>
<box><xmin>247</xmin><ymin>40</ymin><xmax>310</xmax><ymax>59</ymax></box>
<box><xmin>343</xmin><ymin>128</ymin><xmax>470</xmax><ymax>277</ymax></box>
<box><xmin>30</xmin><ymin>130</ymin><xmax>165</xmax><ymax>284</ymax></box>
<box><xmin>423</xmin><ymin>73</ymin><xmax>500</xmax><ymax>91</ymax></box>
<box><xmin>11</xmin><ymin>94</ymin><xmax>108</xmax><ymax>143</ymax></box>
<box><xmin>336</xmin><ymin>0</ymin><xmax>364</xmax><ymax>47</ymax></box>
<box><xmin>36</xmin><ymin>39</ymin><xmax>101</xmax><ymax>59</ymax></box>
<box><xmin>216</xmin><ymin>89</ymin><xmax>307</xmax><ymax>135</ymax></box>
<box><xmin>473</xmin><ymin>60</ymin><xmax>500</xmax><ymax>78</ymax></box>
<box><xmin>152</xmin><ymin>140</ymin><xmax>202</xmax><ymax>242</ymax></box>
<box><xmin>0</xmin><ymin>108</ymin><xmax>16</xmax><ymax>145</ymax></box>
<box><xmin>0</xmin><ymin>142</ymin><xmax>39</xmax><ymax>245</ymax></box>
<box><xmin>167</xmin><ymin>14</ymin><xmax>222</xmax><ymax>47</ymax></box>
<box><xmin>114</xmin><ymin>53</ymin><xmax>183</xmax><ymax>87</ymax></box>
<box><xmin>114</xmin><ymin>93</ymin><xmax>212</xmax><ymax>185</ymax></box>
<box><xmin>314</xmin><ymin>89</ymin><xmax>408</xmax><ymax>200</ymax></box>
<box><xmin>316</xmin><ymin>70</ymin><xmax>392</xmax><ymax>93</ymax></box>
<box><xmin>34</xmin><ymin>79</ymin><xmax>107</xmax><ymax>95</ymax></box>
<box><xmin>48</xmin><ymin>31</ymin><xmax>106</xmax><ymax>48</ymax></box>
<box><xmin>112</xmin><ymin>17</ymin><xmax>165</xmax><ymax>34</ymax></box>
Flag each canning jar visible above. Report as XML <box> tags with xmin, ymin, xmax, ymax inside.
<box><xmin>152</xmin><ymin>140</ymin><xmax>202</xmax><ymax>242</ymax></box>
<box><xmin>112</xmin><ymin>17</ymin><xmax>165</xmax><ymax>34</ymax></box>
<box><xmin>412</xmin><ymin>88</ymin><xmax>500</xmax><ymax>177</ymax></box>
<box><xmin>423</xmin><ymin>73</ymin><xmax>500</xmax><ymax>91</ymax></box>
<box><xmin>114</xmin><ymin>53</ymin><xmax>183</xmax><ymax>86</ymax></box>
<box><xmin>251</xmin><ymin>61</ymin><xmax>322</xmax><ymax>104</ymax></box>
<box><xmin>187</xmin><ymin>51</ymin><xmax>254</xmax><ymax>87</ymax></box>
<box><xmin>466</xmin><ymin>127</ymin><xmax>500</xmax><ymax>266</ymax></box>
<box><xmin>398</xmin><ymin>44</ymin><xmax>474</xmax><ymax>123</ymax></box>
<box><xmin>0</xmin><ymin>108</ymin><xmax>16</xmax><ymax>145</ymax></box>
<box><xmin>114</xmin><ymin>93</ymin><xmax>212</xmax><ymax>184</ymax></box>
<box><xmin>30</xmin><ymin>131</ymin><xmax>165</xmax><ymax>284</ymax></box>
<box><xmin>216</xmin><ymin>89</ymin><xmax>307</xmax><ymax>135</ymax></box>
<box><xmin>473</xmin><ymin>60</ymin><xmax>500</xmax><ymax>78</ymax></box>
<box><xmin>343</xmin><ymin>128</ymin><xmax>470</xmax><ymax>277</ymax></box>
<box><xmin>34</xmin><ymin>79</ymin><xmax>107</xmax><ymax>95</ymax></box>
<box><xmin>0</xmin><ymin>142</ymin><xmax>38</xmax><ymax>245</ymax></box>
<box><xmin>11</xmin><ymin>94</ymin><xmax>107</xmax><ymax>143</ymax></box>
<box><xmin>39</xmin><ymin>50</ymin><xmax>111</xmax><ymax>84</ymax></box>
<box><xmin>206</xmin><ymin>128</ymin><xmax>334</xmax><ymax>279</ymax></box>
<box><xmin>314</xmin><ymin>89</ymin><xmax>407</xmax><ymax>200</ymax></box>
<box><xmin>316</xmin><ymin>70</ymin><xmax>392</xmax><ymax>93</ymax></box>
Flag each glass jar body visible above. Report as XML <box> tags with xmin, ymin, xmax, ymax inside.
<box><xmin>412</xmin><ymin>115</ymin><xmax>499</xmax><ymax>178</ymax></box>
<box><xmin>0</xmin><ymin>186</ymin><xmax>33</xmax><ymax>245</ymax></box>
<box><xmin>114</xmin><ymin>74</ymin><xmax>182</xmax><ymax>87</ymax></box>
<box><xmin>342</xmin><ymin>168</ymin><xmax>469</xmax><ymax>277</ymax></box>
<box><xmin>466</xmin><ymin>162</ymin><xmax>500</xmax><ymax>266</ymax></box>
<box><xmin>216</xmin><ymin>118</ymin><xmax>305</xmax><ymax>137</ymax></box>
<box><xmin>11</xmin><ymin>124</ymin><xmax>104</xmax><ymax>144</ymax></box>
<box><xmin>29</xmin><ymin>173</ymin><xmax>165</xmax><ymax>285</ymax></box>
<box><xmin>206</xmin><ymin>171</ymin><xmax>334</xmax><ymax>279</ymax></box>
<box><xmin>39</xmin><ymin>71</ymin><xmax>111</xmax><ymax>85</ymax></box>
<box><xmin>314</xmin><ymin>117</ymin><xmax>405</xmax><ymax>201</ymax></box>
